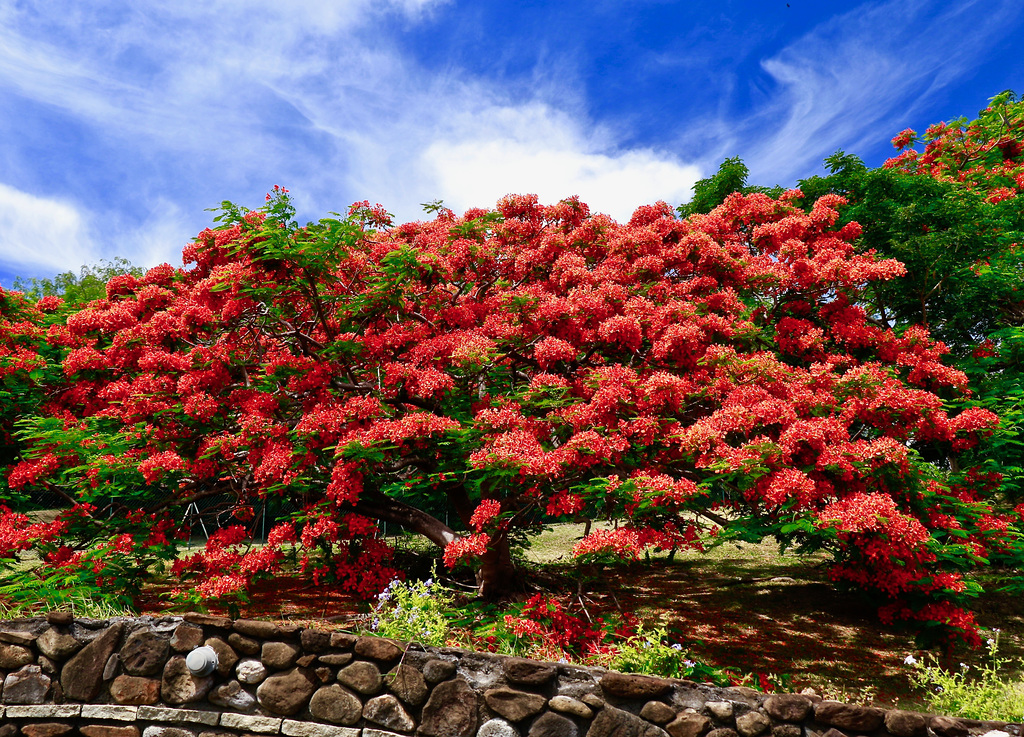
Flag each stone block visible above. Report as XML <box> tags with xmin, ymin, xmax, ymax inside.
<box><xmin>707</xmin><ymin>702</ymin><xmax>734</xmax><ymax>721</ymax></box>
<box><xmin>227</xmin><ymin>633</ymin><xmax>260</xmax><ymax>656</ymax></box>
<box><xmin>478</xmin><ymin>719</ymin><xmax>519</xmax><ymax>737</ymax></box>
<box><xmin>337</xmin><ymin>660</ymin><xmax>382</xmax><ymax>694</ymax></box>
<box><xmin>885</xmin><ymin>710</ymin><xmax>928</xmax><ymax>737</ymax></box>
<box><xmin>104</xmin><ymin>652</ymin><xmax>121</xmax><ymax>680</ymax></box>
<box><xmin>641</xmin><ymin>700</ymin><xmax>678</xmax><ymax>725</ymax></box>
<box><xmin>61</xmin><ymin>622</ymin><xmax>124</xmax><ymax>701</ymax></box>
<box><xmin>256</xmin><ymin>666</ymin><xmax>317</xmax><ymax>716</ymax></box>
<box><xmin>329</xmin><ymin>632</ymin><xmax>357</xmax><ymax>649</ymax></box>
<box><xmin>600</xmin><ymin>671</ymin><xmax>672</xmax><ymax>700</ymax></box>
<box><xmin>80</xmin><ymin>726</ymin><xmax>141</xmax><ymax>737</ymax></box>
<box><xmin>667</xmin><ymin>713</ymin><xmax>712</xmax><ymax>737</ymax></box>
<box><xmin>111</xmin><ymin>674</ymin><xmax>162</xmax><ymax>705</ymax></box>
<box><xmin>530</xmin><ymin>712</ymin><xmax>578</xmax><ymax>737</ymax></box>
<box><xmin>0</xmin><ymin>630</ymin><xmax>37</xmax><ymax>646</ymax></box>
<box><xmin>169</xmin><ymin>624</ymin><xmax>204</xmax><ymax>653</ymax></box>
<box><xmin>20</xmin><ymin>724</ymin><xmax>73</xmax><ymax>737</ymax></box>
<box><xmin>0</xmin><ymin>644</ymin><xmax>34</xmax><ymax>668</ymax></box>
<box><xmin>550</xmin><ymin>695</ymin><xmax>593</xmax><ymax>719</ymax></box>
<box><xmin>4</xmin><ymin>704</ymin><xmax>81</xmax><ymax>718</ymax></box>
<box><xmin>363</xmin><ymin>693</ymin><xmax>416</xmax><ymax>732</ymax></box>
<box><xmin>137</xmin><ymin>705</ymin><xmax>220</xmax><ymax>725</ymax></box>
<box><xmin>484</xmin><ymin>687</ymin><xmax>547</xmax><ymax>722</ymax></box>
<box><xmin>419</xmin><ymin>677</ymin><xmax>478</xmax><ymax>737</ymax></box>
<box><xmin>308</xmin><ymin>683</ymin><xmax>362</xmax><ymax>725</ymax></box>
<box><xmin>385</xmin><ymin>662</ymin><xmax>428</xmax><ymax>706</ymax></box>
<box><xmin>237</xmin><ymin>658</ymin><xmax>268</xmax><ymax>684</ymax></box>
<box><xmin>208</xmin><ymin>679</ymin><xmax>256</xmax><ymax>712</ymax></box>
<box><xmin>262</xmin><ymin>640</ymin><xmax>301</xmax><ymax>670</ymax></box>
<box><xmin>930</xmin><ymin>716</ymin><xmax>970</xmax><ymax>737</ymax></box>
<box><xmin>590</xmin><ymin>706</ymin><xmax>671</xmax><ymax>737</ymax></box>
<box><xmin>422</xmin><ymin>657</ymin><xmax>456</xmax><ymax>683</ymax></box>
<box><xmin>281</xmin><ymin>721</ymin><xmax>360</xmax><ymax>737</ymax></box>
<box><xmin>233</xmin><ymin>619</ymin><xmax>282</xmax><ymax>639</ymax></box>
<box><xmin>300</xmin><ymin>628</ymin><xmax>331</xmax><ymax>653</ymax></box>
<box><xmin>161</xmin><ymin>655</ymin><xmax>214</xmax><ymax>704</ymax></box>
<box><xmin>582</xmin><ymin>693</ymin><xmax>605</xmax><ymax>710</ymax></box>
<box><xmin>354</xmin><ymin>636</ymin><xmax>402</xmax><ymax>662</ymax></box>
<box><xmin>813</xmin><ymin>701</ymin><xmax>884</xmax><ymax>733</ymax></box>
<box><xmin>183</xmin><ymin>613</ymin><xmax>233</xmax><ymax>629</ymax></box>
<box><xmin>36</xmin><ymin>628</ymin><xmax>82</xmax><ymax>660</ymax></box>
<box><xmin>318</xmin><ymin>653</ymin><xmax>353</xmax><ymax>667</ymax></box>
<box><xmin>764</xmin><ymin>695</ymin><xmax>812</xmax><ymax>723</ymax></box>
<box><xmin>736</xmin><ymin>712</ymin><xmax>771</xmax><ymax>737</ymax></box>
<box><xmin>142</xmin><ymin>728</ymin><xmax>197</xmax><ymax>737</ymax></box>
<box><xmin>219</xmin><ymin>713</ymin><xmax>282</xmax><ymax>733</ymax></box>
<box><xmin>82</xmin><ymin>704</ymin><xmax>141</xmax><ymax>721</ymax></box>
<box><xmin>503</xmin><ymin>657</ymin><xmax>557</xmax><ymax>686</ymax></box>
<box><xmin>121</xmin><ymin>630</ymin><xmax>171</xmax><ymax>676</ymax></box>
<box><xmin>771</xmin><ymin>725</ymin><xmax>801</xmax><ymax>737</ymax></box>
<box><xmin>3</xmin><ymin>665</ymin><xmax>51</xmax><ymax>704</ymax></box>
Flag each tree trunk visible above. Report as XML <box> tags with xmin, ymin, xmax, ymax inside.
<box><xmin>476</xmin><ymin>531</ymin><xmax>520</xmax><ymax>599</ymax></box>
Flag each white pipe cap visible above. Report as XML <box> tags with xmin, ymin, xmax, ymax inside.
<box><xmin>185</xmin><ymin>645</ymin><xmax>219</xmax><ymax>676</ymax></box>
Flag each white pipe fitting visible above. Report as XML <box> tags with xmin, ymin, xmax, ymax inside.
<box><xmin>185</xmin><ymin>645</ymin><xmax>219</xmax><ymax>676</ymax></box>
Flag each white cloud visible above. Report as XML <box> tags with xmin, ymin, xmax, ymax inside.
<box><xmin>0</xmin><ymin>0</ymin><xmax>699</xmax><ymax>254</ymax></box>
<box><xmin>0</xmin><ymin>183</ymin><xmax>98</xmax><ymax>274</ymax></box>
<box><xmin>419</xmin><ymin>103</ymin><xmax>700</xmax><ymax>221</ymax></box>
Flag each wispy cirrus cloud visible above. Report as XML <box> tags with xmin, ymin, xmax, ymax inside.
<box><xmin>722</xmin><ymin>0</ymin><xmax>1024</xmax><ymax>184</ymax></box>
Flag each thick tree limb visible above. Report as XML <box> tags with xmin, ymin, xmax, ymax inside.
<box><xmin>355</xmin><ymin>492</ymin><xmax>457</xmax><ymax>547</ymax></box>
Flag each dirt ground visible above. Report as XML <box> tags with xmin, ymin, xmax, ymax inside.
<box><xmin>136</xmin><ymin>531</ymin><xmax>1024</xmax><ymax>710</ymax></box>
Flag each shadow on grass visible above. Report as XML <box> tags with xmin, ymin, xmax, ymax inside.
<box><xmin>573</xmin><ymin>550</ymin><xmax>1024</xmax><ymax>709</ymax></box>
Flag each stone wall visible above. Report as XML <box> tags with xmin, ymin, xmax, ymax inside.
<box><xmin>0</xmin><ymin>613</ymin><xmax>1019</xmax><ymax>737</ymax></box>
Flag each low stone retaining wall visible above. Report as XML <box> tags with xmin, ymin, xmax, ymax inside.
<box><xmin>0</xmin><ymin>614</ymin><xmax>1019</xmax><ymax>737</ymax></box>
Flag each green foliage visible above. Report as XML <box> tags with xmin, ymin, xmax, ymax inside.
<box><xmin>908</xmin><ymin>632</ymin><xmax>1024</xmax><ymax>721</ymax></box>
<box><xmin>958</xmin><ymin>326</ymin><xmax>1024</xmax><ymax>503</ymax></box>
<box><xmin>368</xmin><ymin>573</ymin><xmax>454</xmax><ymax>647</ymax></box>
<box><xmin>0</xmin><ymin>591</ymin><xmax>133</xmax><ymax>620</ymax></box>
<box><xmin>12</xmin><ymin>258</ymin><xmax>144</xmax><ymax>306</ymax></box>
<box><xmin>604</xmin><ymin>625</ymin><xmax>732</xmax><ymax>684</ymax></box>
<box><xmin>0</xmin><ymin>555</ymin><xmax>138</xmax><ymax>616</ymax></box>
<box><xmin>799</xmin><ymin>155</ymin><xmax>1022</xmax><ymax>352</ymax></box>
<box><xmin>677</xmin><ymin>157</ymin><xmax>784</xmax><ymax>218</ymax></box>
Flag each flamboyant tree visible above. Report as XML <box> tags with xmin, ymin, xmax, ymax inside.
<box><xmin>1</xmin><ymin>182</ymin><xmax>1018</xmax><ymax>645</ymax></box>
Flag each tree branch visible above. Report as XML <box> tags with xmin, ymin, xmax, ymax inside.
<box><xmin>354</xmin><ymin>491</ymin><xmax>457</xmax><ymax>548</ymax></box>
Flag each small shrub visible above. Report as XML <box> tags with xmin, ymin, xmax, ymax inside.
<box><xmin>368</xmin><ymin>574</ymin><xmax>454</xmax><ymax>647</ymax></box>
<box><xmin>604</xmin><ymin>625</ymin><xmax>728</xmax><ymax>683</ymax></box>
<box><xmin>908</xmin><ymin>631</ymin><xmax>1024</xmax><ymax>722</ymax></box>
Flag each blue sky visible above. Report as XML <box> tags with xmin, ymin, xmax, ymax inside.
<box><xmin>1</xmin><ymin>0</ymin><xmax>1022</xmax><ymax>286</ymax></box>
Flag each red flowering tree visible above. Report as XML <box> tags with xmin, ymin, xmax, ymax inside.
<box><xmin>2</xmin><ymin>183</ymin><xmax>1019</xmax><ymax>644</ymax></box>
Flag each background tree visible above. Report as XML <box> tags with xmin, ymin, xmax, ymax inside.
<box><xmin>12</xmin><ymin>258</ymin><xmax>144</xmax><ymax>308</ymax></box>
<box><xmin>676</xmin><ymin>157</ymin><xmax>783</xmax><ymax>218</ymax></box>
